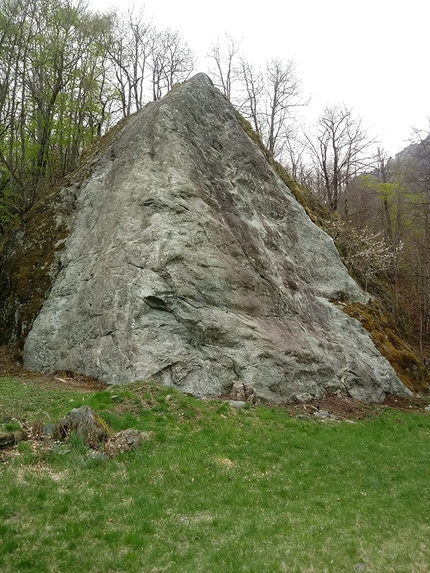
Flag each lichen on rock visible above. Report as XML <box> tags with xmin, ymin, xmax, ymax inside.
<box><xmin>54</xmin><ymin>405</ymin><xmax>110</xmax><ymax>445</ymax></box>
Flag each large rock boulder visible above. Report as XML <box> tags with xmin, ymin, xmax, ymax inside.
<box><xmin>22</xmin><ymin>74</ymin><xmax>411</xmax><ymax>402</ymax></box>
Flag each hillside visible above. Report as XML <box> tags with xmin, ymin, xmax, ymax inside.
<box><xmin>341</xmin><ymin>133</ymin><xmax>430</xmax><ymax>368</ymax></box>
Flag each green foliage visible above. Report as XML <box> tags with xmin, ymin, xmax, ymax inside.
<box><xmin>1</xmin><ymin>377</ymin><xmax>430</xmax><ymax>572</ymax></box>
<box><xmin>351</xmin><ymin>147</ymin><xmax>430</xmax><ymax>356</ymax></box>
<box><xmin>0</xmin><ymin>0</ymin><xmax>113</xmax><ymax>227</ymax></box>
<box><xmin>0</xmin><ymin>0</ymin><xmax>195</xmax><ymax>233</ymax></box>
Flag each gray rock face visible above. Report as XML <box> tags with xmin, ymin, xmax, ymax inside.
<box><xmin>23</xmin><ymin>74</ymin><xmax>411</xmax><ymax>402</ymax></box>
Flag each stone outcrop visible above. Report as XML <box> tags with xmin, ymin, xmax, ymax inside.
<box><xmin>54</xmin><ymin>405</ymin><xmax>109</xmax><ymax>444</ymax></box>
<box><xmin>21</xmin><ymin>74</ymin><xmax>411</xmax><ymax>402</ymax></box>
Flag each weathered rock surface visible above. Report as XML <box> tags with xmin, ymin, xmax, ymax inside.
<box><xmin>22</xmin><ymin>73</ymin><xmax>411</xmax><ymax>402</ymax></box>
<box><xmin>54</xmin><ymin>405</ymin><xmax>109</xmax><ymax>445</ymax></box>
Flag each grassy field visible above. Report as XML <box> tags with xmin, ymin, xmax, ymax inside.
<box><xmin>1</xmin><ymin>377</ymin><xmax>429</xmax><ymax>573</ymax></box>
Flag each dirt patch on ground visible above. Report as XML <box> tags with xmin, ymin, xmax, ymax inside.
<box><xmin>275</xmin><ymin>391</ymin><xmax>429</xmax><ymax>421</ymax></box>
<box><xmin>0</xmin><ymin>344</ymin><xmax>106</xmax><ymax>392</ymax></box>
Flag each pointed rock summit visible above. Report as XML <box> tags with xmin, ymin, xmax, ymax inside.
<box><xmin>23</xmin><ymin>74</ymin><xmax>410</xmax><ymax>402</ymax></box>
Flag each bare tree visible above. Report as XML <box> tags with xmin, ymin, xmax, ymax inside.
<box><xmin>374</xmin><ymin>147</ymin><xmax>393</xmax><ymax>238</ymax></box>
<box><xmin>234</xmin><ymin>57</ymin><xmax>307</xmax><ymax>160</ymax></box>
<box><xmin>282</xmin><ymin>129</ymin><xmax>312</xmax><ymax>185</ymax></box>
<box><xmin>306</xmin><ymin>105</ymin><xmax>376</xmax><ymax>211</ymax></box>
<box><xmin>206</xmin><ymin>36</ymin><xmax>308</xmax><ymax>163</ymax></box>
<box><xmin>402</xmin><ymin>127</ymin><xmax>430</xmax><ymax>350</ymax></box>
<box><xmin>235</xmin><ymin>58</ymin><xmax>264</xmax><ymax>136</ymax></box>
<box><xmin>150</xmin><ymin>28</ymin><xmax>194</xmax><ymax>100</ymax></box>
<box><xmin>103</xmin><ymin>6</ymin><xmax>154</xmax><ymax>118</ymax></box>
<box><xmin>207</xmin><ymin>34</ymin><xmax>241</xmax><ymax>99</ymax></box>
<box><xmin>263</xmin><ymin>58</ymin><xmax>306</xmax><ymax>158</ymax></box>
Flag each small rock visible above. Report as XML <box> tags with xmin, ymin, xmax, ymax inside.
<box><xmin>294</xmin><ymin>393</ymin><xmax>314</xmax><ymax>403</ymax></box>
<box><xmin>313</xmin><ymin>410</ymin><xmax>330</xmax><ymax>419</ymax></box>
<box><xmin>42</xmin><ymin>424</ymin><xmax>54</xmax><ymax>436</ymax></box>
<box><xmin>353</xmin><ymin>564</ymin><xmax>366</xmax><ymax>572</ymax></box>
<box><xmin>230</xmin><ymin>383</ymin><xmax>257</xmax><ymax>404</ymax></box>
<box><xmin>54</xmin><ymin>405</ymin><xmax>109</xmax><ymax>445</ymax></box>
<box><xmin>228</xmin><ymin>400</ymin><xmax>246</xmax><ymax>408</ymax></box>
<box><xmin>424</xmin><ymin>406</ymin><xmax>430</xmax><ymax>412</ymax></box>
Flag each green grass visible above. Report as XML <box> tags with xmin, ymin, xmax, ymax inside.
<box><xmin>1</xmin><ymin>377</ymin><xmax>430</xmax><ymax>572</ymax></box>
<box><xmin>0</xmin><ymin>378</ymin><xmax>91</xmax><ymax>426</ymax></box>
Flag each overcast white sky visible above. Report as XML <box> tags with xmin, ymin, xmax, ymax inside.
<box><xmin>90</xmin><ymin>0</ymin><xmax>429</xmax><ymax>156</ymax></box>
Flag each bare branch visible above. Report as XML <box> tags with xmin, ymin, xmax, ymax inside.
<box><xmin>305</xmin><ymin>104</ymin><xmax>376</xmax><ymax>211</ymax></box>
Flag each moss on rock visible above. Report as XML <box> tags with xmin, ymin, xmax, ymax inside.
<box><xmin>342</xmin><ymin>300</ymin><xmax>429</xmax><ymax>393</ymax></box>
<box><xmin>0</xmin><ymin>117</ymin><xmax>131</xmax><ymax>347</ymax></box>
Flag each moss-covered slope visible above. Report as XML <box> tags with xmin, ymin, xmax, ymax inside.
<box><xmin>0</xmin><ymin>118</ymin><xmax>129</xmax><ymax>346</ymax></box>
